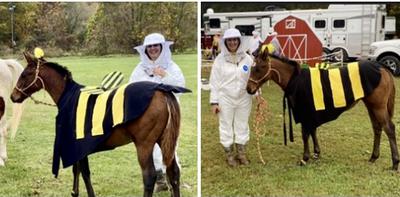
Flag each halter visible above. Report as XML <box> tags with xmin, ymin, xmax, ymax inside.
<box><xmin>249</xmin><ymin>58</ymin><xmax>281</xmax><ymax>85</ymax></box>
<box><xmin>15</xmin><ymin>60</ymin><xmax>56</xmax><ymax>107</ymax></box>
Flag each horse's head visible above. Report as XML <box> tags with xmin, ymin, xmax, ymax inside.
<box><xmin>10</xmin><ymin>52</ymin><xmax>47</xmax><ymax>103</ymax></box>
<box><xmin>246</xmin><ymin>44</ymin><xmax>272</xmax><ymax>94</ymax></box>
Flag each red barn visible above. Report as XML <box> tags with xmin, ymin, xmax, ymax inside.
<box><xmin>265</xmin><ymin>15</ymin><xmax>323</xmax><ymax>66</ymax></box>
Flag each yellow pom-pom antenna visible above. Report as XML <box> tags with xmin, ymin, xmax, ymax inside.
<box><xmin>260</xmin><ymin>43</ymin><xmax>276</xmax><ymax>55</ymax></box>
<box><xmin>34</xmin><ymin>47</ymin><xmax>44</xmax><ymax>59</ymax></box>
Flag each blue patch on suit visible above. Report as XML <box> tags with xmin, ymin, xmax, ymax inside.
<box><xmin>242</xmin><ymin>65</ymin><xmax>249</xmax><ymax>72</ymax></box>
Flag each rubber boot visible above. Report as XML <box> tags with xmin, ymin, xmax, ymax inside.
<box><xmin>236</xmin><ymin>143</ymin><xmax>250</xmax><ymax>165</ymax></box>
<box><xmin>154</xmin><ymin>170</ymin><xmax>169</xmax><ymax>192</ymax></box>
<box><xmin>224</xmin><ymin>146</ymin><xmax>238</xmax><ymax>167</ymax></box>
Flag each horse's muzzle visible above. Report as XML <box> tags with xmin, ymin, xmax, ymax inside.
<box><xmin>10</xmin><ymin>90</ymin><xmax>24</xmax><ymax>103</ymax></box>
<box><xmin>246</xmin><ymin>86</ymin><xmax>257</xmax><ymax>95</ymax></box>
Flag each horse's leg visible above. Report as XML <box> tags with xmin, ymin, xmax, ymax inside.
<box><xmin>0</xmin><ymin>97</ymin><xmax>6</xmax><ymax>166</ymax></box>
<box><xmin>71</xmin><ymin>163</ymin><xmax>80</xmax><ymax>197</ymax></box>
<box><xmin>310</xmin><ymin>128</ymin><xmax>320</xmax><ymax>159</ymax></box>
<box><xmin>136</xmin><ymin>142</ymin><xmax>157</xmax><ymax>197</ymax></box>
<box><xmin>0</xmin><ymin>126</ymin><xmax>5</xmax><ymax>167</ymax></box>
<box><xmin>300</xmin><ymin>127</ymin><xmax>311</xmax><ymax>165</ymax></box>
<box><xmin>371</xmin><ymin>108</ymin><xmax>399</xmax><ymax>170</ymax></box>
<box><xmin>366</xmin><ymin>107</ymin><xmax>382</xmax><ymax>162</ymax></box>
<box><xmin>166</xmin><ymin>154</ymin><xmax>180</xmax><ymax>197</ymax></box>
<box><xmin>79</xmin><ymin>157</ymin><xmax>95</xmax><ymax>197</ymax></box>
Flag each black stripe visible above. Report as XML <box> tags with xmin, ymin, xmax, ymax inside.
<box><xmin>341</xmin><ymin>65</ymin><xmax>355</xmax><ymax>104</ymax></box>
<box><xmin>102</xmin><ymin>73</ymin><xmax>122</xmax><ymax>90</ymax></box>
<box><xmin>103</xmin><ymin>88</ymin><xmax>119</xmax><ymax>130</ymax></box>
<box><xmin>83</xmin><ymin>94</ymin><xmax>98</xmax><ymax>138</ymax></box>
<box><xmin>102</xmin><ymin>71</ymin><xmax>118</xmax><ymax>86</ymax></box>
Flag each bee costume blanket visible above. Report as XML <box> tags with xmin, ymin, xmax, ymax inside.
<box><xmin>284</xmin><ymin>60</ymin><xmax>382</xmax><ymax>132</ymax></box>
<box><xmin>53</xmin><ymin>81</ymin><xmax>190</xmax><ymax>177</ymax></box>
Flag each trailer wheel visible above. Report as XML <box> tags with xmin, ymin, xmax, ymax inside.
<box><xmin>332</xmin><ymin>48</ymin><xmax>348</xmax><ymax>62</ymax></box>
<box><xmin>379</xmin><ymin>55</ymin><xmax>400</xmax><ymax>76</ymax></box>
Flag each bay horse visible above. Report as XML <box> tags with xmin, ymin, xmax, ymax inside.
<box><xmin>0</xmin><ymin>59</ymin><xmax>24</xmax><ymax>166</ymax></box>
<box><xmin>246</xmin><ymin>45</ymin><xmax>399</xmax><ymax>171</ymax></box>
<box><xmin>10</xmin><ymin>52</ymin><xmax>184</xmax><ymax>197</ymax></box>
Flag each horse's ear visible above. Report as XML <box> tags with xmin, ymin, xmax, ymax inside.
<box><xmin>23</xmin><ymin>52</ymin><xmax>36</xmax><ymax>65</ymax></box>
<box><xmin>260</xmin><ymin>44</ymin><xmax>270</xmax><ymax>62</ymax></box>
<box><xmin>251</xmin><ymin>42</ymin><xmax>263</xmax><ymax>58</ymax></box>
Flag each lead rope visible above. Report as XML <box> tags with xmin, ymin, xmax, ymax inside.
<box><xmin>252</xmin><ymin>91</ymin><xmax>269</xmax><ymax>165</ymax></box>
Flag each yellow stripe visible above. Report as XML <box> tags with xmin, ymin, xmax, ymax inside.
<box><xmin>328</xmin><ymin>68</ymin><xmax>346</xmax><ymax>108</ymax></box>
<box><xmin>112</xmin><ymin>83</ymin><xmax>129</xmax><ymax>126</ymax></box>
<box><xmin>76</xmin><ymin>92</ymin><xmax>91</xmax><ymax>139</ymax></box>
<box><xmin>310</xmin><ymin>68</ymin><xmax>325</xmax><ymax>110</ymax></box>
<box><xmin>91</xmin><ymin>90</ymin><xmax>112</xmax><ymax>136</ymax></box>
<box><xmin>347</xmin><ymin>62</ymin><xmax>364</xmax><ymax>100</ymax></box>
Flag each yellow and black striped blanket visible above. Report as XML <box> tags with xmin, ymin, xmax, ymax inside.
<box><xmin>52</xmin><ymin>81</ymin><xmax>190</xmax><ymax>177</ymax></box>
<box><xmin>285</xmin><ymin>60</ymin><xmax>381</xmax><ymax>132</ymax></box>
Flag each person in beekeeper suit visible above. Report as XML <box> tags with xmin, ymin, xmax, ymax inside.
<box><xmin>209</xmin><ymin>28</ymin><xmax>253</xmax><ymax>167</ymax></box>
<box><xmin>129</xmin><ymin>33</ymin><xmax>185</xmax><ymax>192</ymax></box>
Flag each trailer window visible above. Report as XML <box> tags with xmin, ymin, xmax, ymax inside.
<box><xmin>333</xmin><ymin>19</ymin><xmax>345</xmax><ymax>29</ymax></box>
<box><xmin>209</xmin><ymin>19</ymin><xmax>220</xmax><ymax>28</ymax></box>
<box><xmin>382</xmin><ymin>15</ymin><xmax>385</xmax><ymax>29</ymax></box>
<box><xmin>314</xmin><ymin>20</ymin><xmax>326</xmax><ymax>29</ymax></box>
<box><xmin>235</xmin><ymin>25</ymin><xmax>255</xmax><ymax>36</ymax></box>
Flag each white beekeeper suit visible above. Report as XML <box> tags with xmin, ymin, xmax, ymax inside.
<box><xmin>129</xmin><ymin>33</ymin><xmax>184</xmax><ymax>174</ymax></box>
<box><xmin>209</xmin><ymin>28</ymin><xmax>253</xmax><ymax>150</ymax></box>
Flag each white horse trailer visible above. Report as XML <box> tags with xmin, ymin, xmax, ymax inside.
<box><xmin>203</xmin><ymin>4</ymin><xmax>395</xmax><ymax>60</ymax></box>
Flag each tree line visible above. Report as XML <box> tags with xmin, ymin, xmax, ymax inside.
<box><xmin>0</xmin><ymin>2</ymin><xmax>197</xmax><ymax>56</ymax></box>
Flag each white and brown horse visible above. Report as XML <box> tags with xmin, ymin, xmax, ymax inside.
<box><xmin>0</xmin><ymin>59</ymin><xmax>24</xmax><ymax>166</ymax></box>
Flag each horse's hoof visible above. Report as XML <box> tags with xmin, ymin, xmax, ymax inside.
<box><xmin>369</xmin><ymin>155</ymin><xmax>379</xmax><ymax>163</ymax></box>
<box><xmin>71</xmin><ymin>191</ymin><xmax>79</xmax><ymax>197</ymax></box>
<box><xmin>313</xmin><ymin>153</ymin><xmax>319</xmax><ymax>160</ymax></box>
<box><xmin>0</xmin><ymin>158</ymin><xmax>5</xmax><ymax>167</ymax></box>
<box><xmin>298</xmin><ymin>159</ymin><xmax>307</xmax><ymax>166</ymax></box>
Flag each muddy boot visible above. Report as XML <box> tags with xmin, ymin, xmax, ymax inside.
<box><xmin>224</xmin><ymin>146</ymin><xmax>238</xmax><ymax>167</ymax></box>
<box><xmin>154</xmin><ymin>170</ymin><xmax>169</xmax><ymax>192</ymax></box>
<box><xmin>236</xmin><ymin>144</ymin><xmax>250</xmax><ymax>165</ymax></box>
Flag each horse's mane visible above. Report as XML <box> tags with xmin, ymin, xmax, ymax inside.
<box><xmin>44</xmin><ymin>62</ymin><xmax>73</xmax><ymax>81</ymax></box>
<box><xmin>270</xmin><ymin>54</ymin><xmax>301</xmax><ymax>76</ymax></box>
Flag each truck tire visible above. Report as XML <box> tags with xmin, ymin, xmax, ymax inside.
<box><xmin>332</xmin><ymin>48</ymin><xmax>349</xmax><ymax>62</ymax></box>
<box><xmin>379</xmin><ymin>55</ymin><xmax>400</xmax><ymax>76</ymax></box>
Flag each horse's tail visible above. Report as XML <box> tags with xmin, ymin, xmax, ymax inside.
<box><xmin>160</xmin><ymin>92</ymin><xmax>180</xmax><ymax>167</ymax></box>
<box><xmin>4</xmin><ymin>60</ymin><xmax>24</xmax><ymax>140</ymax></box>
<box><xmin>387</xmin><ymin>71</ymin><xmax>395</xmax><ymax>119</ymax></box>
<box><xmin>4</xmin><ymin>59</ymin><xmax>23</xmax><ymax>88</ymax></box>
<box><xmin>9</xmin><ymin>102</ymin><xmax>24</xmax><ymax>140</ymax></box>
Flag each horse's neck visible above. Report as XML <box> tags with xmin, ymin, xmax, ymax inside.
<box><xmin>41</xmin><ymin>67</ymin><xmax>67</xmax><ymax>104</ymax></box>
<box><xmin>270</xmin><ymin>58</ymin><xmax>295</xmax><ymax>90</ymax></box>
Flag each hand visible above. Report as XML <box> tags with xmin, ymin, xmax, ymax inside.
<box><xmin>211</xmin><ymin>105</ymin><xmax>220</xmax><ymax>114</ymax></box>
<box><xmin>256</xmin><ymin>95</ymin><xmax>262</xmax><ymax>104</ymax></box>
<box><xmin>153</xmin><ymin>66</ymin><xmax>166</xmax><ymax>78</ymax></box>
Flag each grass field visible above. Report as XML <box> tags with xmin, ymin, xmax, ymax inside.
<box><xmin>201</xmin><ymin>65</ymin><xmax>400</xmax><ymax>196</ymax></box>
<box><xmin>0</xmin><ymin>54</ymin><xmax>197</xmax><ymax>197</ymax></box>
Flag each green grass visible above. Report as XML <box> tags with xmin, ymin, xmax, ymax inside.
<box><xmin>0</xmin><ymin>54</ymin><xmax>197</xmax><ymax>197</ymax></box>
<box><xmin>201</xmin><ymin>68</ymin><xmax>400</xmax><ymax>196</ymax></box>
